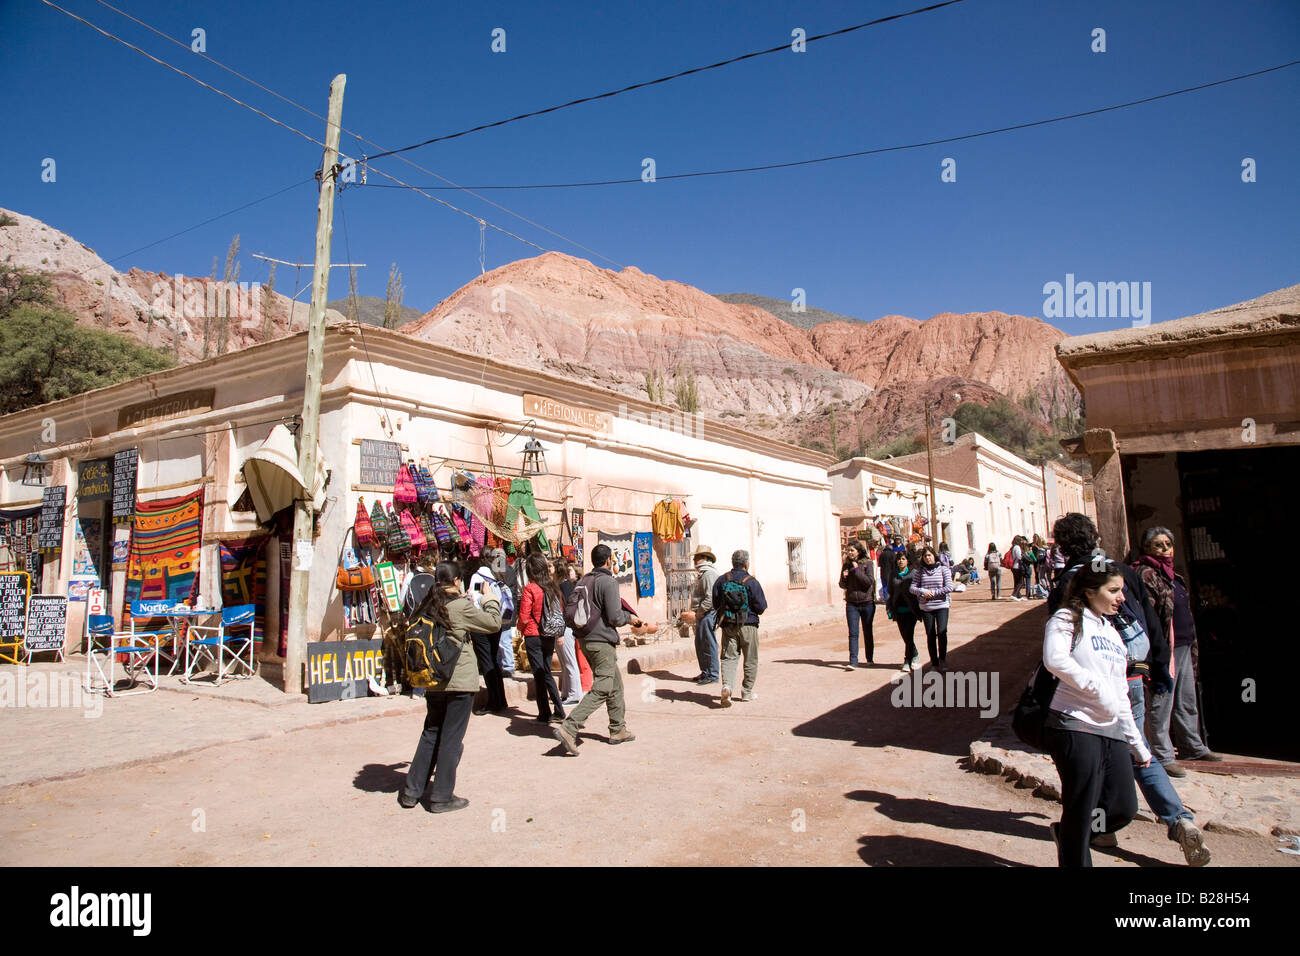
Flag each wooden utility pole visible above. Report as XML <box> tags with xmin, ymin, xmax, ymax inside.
<box><xmin>284</xmin><ymin>73</ymin><xmax>346</xmax><ymax>696</ymax></box>
<box><xmin>924</xmin><ymin>398</ymin><xmax>939</xmax><ymax>549</ymax></box>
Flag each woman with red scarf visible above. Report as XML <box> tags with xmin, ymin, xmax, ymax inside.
<box><xmin>1130</xmin><ymin>527</ymin><xmax>1222</xmax><ymax>776</ymax></box>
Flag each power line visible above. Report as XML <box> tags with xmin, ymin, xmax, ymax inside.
<box><xmin>87</xmin><ymin>0</ymin><xmax>622</xmax><ymax>267</ymax></box>
<box><xmin>356</xmin><ymin>58</ymin><xmax>1300</xmax><ymax>191</ymax></box>
<box><xmin>361</xmin><ymin>0</ymin><xmax>970</xmax><ymax>161</ymax></box>
<box><xmin>41</xmin><ymin>0</ymin><xmax>563</xmax><ymax>260</ymax></box>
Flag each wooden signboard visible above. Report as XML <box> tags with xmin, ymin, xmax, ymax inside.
<box><xmin>77</xmin><ymin>458</ymin><xmax>113</xmax><ymax>501</ymax></box>
<box><xmin>306</xmin><ymin>639</ymin><xmax>386</xmax><ymax>703</ymax></box>
<box><xmin>0</xmin><ymin>572</ymin><xmax>29</xmax><ymax>664</ymax></box>
<box><xmin>117</xmin><ymin>388</ymin><xmax>214</xmax><ymax>430</ymax></box>
<box><xmin>112</xmin><ymin>448</ymin><xmax>139</xmax><ymax>520</ymax></box>
<box><xmin>358</xmin><ymin>439</ymin><xmax>402</xmax><ymax>488</ymax></box>
<box><xmin>24</xmin><ymin>594</ymin><xmax>68</xmax><ymax>654</ymax></box>
<box><xmin>39</xmin><ymin>485</ymin><xmax>66</xmax><ymax>552</ymax></box>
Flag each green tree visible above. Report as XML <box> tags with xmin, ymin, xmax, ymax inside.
<box><xmin>383</xmin><ymin>263</ymin><xmax>405</xmax><ymax>330</ymax></box>
<box><xmin>673</xmin><ymin>365</ymin><xmax>699</xmax><ymax>412</ymax></box>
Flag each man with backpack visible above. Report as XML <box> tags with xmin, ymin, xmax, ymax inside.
<box><xmin>711</xmin><ymin>549</ymin><xmax>768</xmax><ymax>707</ymax></box>
<box><xmin>553</xmin><ymin>544</ymin><xmax>643</xmax><ymax>755</ymax></box>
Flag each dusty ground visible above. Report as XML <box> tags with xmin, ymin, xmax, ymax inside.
<box><xmin>1</xmin><ymin>596</ymin><xmax>1293</xmax><ymax>866</ymax></box>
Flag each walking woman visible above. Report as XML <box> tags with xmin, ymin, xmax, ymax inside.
<box><xmin>519</xmin><ymin>553</ymin><xmax>567</xmax><ymax>724</ymax></box>
<box><xmin>1010</xmin><ymin>535</ymin><xmax>1028</xmax><ymax>600</ymax></box>
<box><xmin>839</xmin><ymin>542</ymin><xmax>877</xmax><ymax>668</ymax></box>
<box><xmin>399</xmin><ymin>561</ymin><xmax>502</xmax><ymax>814</ymax></box>
<box><xmin>886</xmin><ymin>551</ymin><xmax>922</xmax><ymax>672</ymax></box>
<box><xmin>910</xmin><ymin>546</ymin><xmax>953</xmax><ymax>671</ymax></box>
<box><xmin>552</xmin><ymin>558</ymin><xmax>584</xmax><ymax>704</ymax></box>
<box><xmin>984</xmin><ymin>542</ymin><xmax>1002</xmax><ymax>600</ymax></box>
<box><xmin>1130</xmin><ymin>527</ymin><xmax>1221</xmax><ymax>772</ymax></box>
<box><xmin>1042</xmin><ymin>562</ymin><xmax>1151</xmax><ymax>865</ymax></box>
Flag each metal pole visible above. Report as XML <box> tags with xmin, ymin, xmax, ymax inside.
<box><xmin>284</xmin><ymin>73</ymin><xmax>346</xmax><ymax>695</ymax></box>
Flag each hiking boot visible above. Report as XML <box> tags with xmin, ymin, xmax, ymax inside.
<box><xmin>720</xmin><ymin>686</ymin><xmax>732</xmax><ymax>708</ymax></box>
<box><xmin>608</xmin><ymin>728</ymin><xmax>636</xmax><ymax>744</ymax></box>
<box><xmin>1191</xmin><ymin>751</ymin><xmax>1224</xmax><ymax>762</ymax></box>
<box><xmin>428</xmin><ymin>795</ymin><xmax>469</xmax><ymax>814</ymax></box>
<box><xmin>547</xmin><ymin>713</ymin><xmax>566</xmax><ymax>724</ymax></box>
<box><xmin>1163</xmin><ymin>762</ymin><xmax>1187</xmax><ymax>778</ymax></box>
<box><xmin>1090</xmin><ymin>831</ymin><xmax>1118</xmax><ymax>848</ymax></box>
<box><xmin>552</xmin><ymin>723</ymin><xmax>580</xmax><ymax>755</ymax></box>
<box><xmin>1170</xmin><ymin>819</ymin><xmax>1211</xmax><ymax>867</ymax></box>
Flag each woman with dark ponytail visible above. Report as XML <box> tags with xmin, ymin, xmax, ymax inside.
<box><xmin>520</xmin><ymin>552</ymin><xmax>567</xmax><ymax>723</ymax></box>
<box><xmin>1042</xmin><ymin>561</ymin><xmax>1151</xmax><ymax>866</ymax></box>
<box><xmin>399</xmin><ymin>560</ymin><xmax>502</xmax><ymax>814</ymax></box>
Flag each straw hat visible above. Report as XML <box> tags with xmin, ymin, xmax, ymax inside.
<box><xmin>691</xmin><ymin>544</ymin><xmax>716</xmax><ymax>563</ymax></box>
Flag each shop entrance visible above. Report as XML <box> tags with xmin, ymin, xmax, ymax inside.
<box><xmin>1174</xmin><ymin>445</ymin><xmax>1299</xmax><ymax>762</ymax></box>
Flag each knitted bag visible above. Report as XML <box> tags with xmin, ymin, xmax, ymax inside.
<box><xmin>451</xmin><ymin>511</ymin><xmax>474</xmax><ymax>555</ymax></box>
<box><xmin>413</xmin><ymin>462</ymin><xmax>439</xmax><ymax>506</ymax></box>
<box><xmin>385</xmin><ymin>503</ymin><xmax>411</xmax><ymax>553</ymax></box>
<box><xmin>369</xmin><ymin>499</ymin><xmax>389</xmax><ymax>543</ymax></box>
<box><xmin>429</xmin><ymin>506</ymin><xmax>452</xmax><ymax>546</ymax></box>
<box><xmin>400</xmin><ymin>509</ymin><xmax>426</xmax><ymax>551</ymax></box>
<box><xmin>394</xmin><ymin>463</ymin><xmax>418</xmax><ymax>505</ymax></box>
<box><xmin>418</xmin><ymin>511</ymin><xmax>438</xmax><ymax>550</ymax></box>
<box><xmin>353</xmin><ymin>498</ymin><xmax>375</xmax><ymax>546</ymax></box>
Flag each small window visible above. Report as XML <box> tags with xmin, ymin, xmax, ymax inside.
<box><xmin>786</xmin><ymin>537</ymin><xmax>806</xmax><ymax>588</ymax></box>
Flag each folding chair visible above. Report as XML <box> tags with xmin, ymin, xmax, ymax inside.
<box><xmin>182</xmin><ymin>604</ymin><xmax>257</xmax><ymax>685</ymax></box>
<box><xmin>84</xmin><ymin>614</ymin><xmax>160</xmax><ymax>697</ymax></box>
<box><xmin>127</xmin><ymin>601</ymin><xmax>184</xmax><ymax>676</ymax></box>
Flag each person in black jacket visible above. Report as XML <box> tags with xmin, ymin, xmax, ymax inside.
<box><xmin>712</xmin><ymin>550</ymin><xmax>768</xmax><ymax>707</ymax></box>
<box><xmin>839</xmin><ymin>542</ymin><xmax>877</xmax><ymax>669</ymax></box>
<box><xmin>885</xmin><ymin>551</ymin><xmax>922</xmax><ymax>672</ymax></box>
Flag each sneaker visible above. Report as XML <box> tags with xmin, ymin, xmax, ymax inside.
<box><xmin>1090</xmin><ymin>831</ymin><xmax>1118</xmax><ymax>848</ymax></box>
<box><xmin>899</xmin><ymin>661</ymin><xmax>912</xmax><ymax>674</ymax></box>
<box><xmin>697</xmin><ymin>676</ymin><xmax>719</xmax><ymax>685</ymax></box>
<box><xmin>1163</xmin><ymin>762</ymin><xmax>1187</xmax><ymax>778</ymax></box>
<box><xmin>907</xmin><ymin>656</ymin><xmax>921</xmax><ymax>670</ymax></box>
<box><xmin>562</xmin><ymin>696</ymin><xmax>583</xmax><ymax>706</ymax></box>
<box><xmin>428</xmin><ymin>795</ymin><xmax>469</xmax><ymax>814</ymax></box>
<box><xmin>608</xmin><ymin>728</ymin><xmax>636</xmax><ymax>745</ymax></box>
<box><xmin>397</xmin><ymin>791</ymin><xmax>419</xmax><ymax>810</ymax></box>
<box><xmin>1170</xmin><ymin>819</ymin><xmax>1211</xmax><ymax>867</ymax></box>
<box><xmin>739</xmin><ymin>691</ymin><xmax>757</xmax><ymax>702</ymax></box>
<box><xmin>547</xmin><ymin>713</ymin><xmax>566</xmax><ymax>724</ymax></box>
<box><xmin>720</xmin><ymin>686</ymin><xmax>732</xmax><ymax>708</ymax></box>
<box><xmin>552</xmin><ymin>724</ymin><xmax>580</xmax><ymax>755</ymax></box>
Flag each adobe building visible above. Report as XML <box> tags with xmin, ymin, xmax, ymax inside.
<box><xmin>0</xmin><ymin>322</ymin><xmax>840</xmax><ymax>693</ymax></box>
<box><xmin>1056</xmin><ymin>283</ymin><xmax>1300</xmax><ymax>761</ymax></box>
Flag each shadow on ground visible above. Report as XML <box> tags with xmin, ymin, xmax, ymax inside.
<box><xmin>352</xmin><ymin>761</ymin><xmax>408</xmax><ymax>794</ymax></box>
<box><xmin>848</xmin><ymin>789</ymin><xmax>1051</xmax><ymax>840</ymax></box>
<box><xmin>857</xmin><ymin>834</ymin><xmax>1026</xmax><ymax>866</ymax></box>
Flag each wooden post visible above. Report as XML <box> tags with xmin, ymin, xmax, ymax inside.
<box><xmin>284</xmin><ymin>74</ymin><xmax>346</xmax><ymax>696</ymax></box>
<box><xmin>1083</xmin><ymin>428</ymin><xmax>1129</xmax><ymax>559</ymax></box>
<box><xmin>924</xmin><ymin>400</ymin><xmax>938</xmax><ymax>548</ymax></box>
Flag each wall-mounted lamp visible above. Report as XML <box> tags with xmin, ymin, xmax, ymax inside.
<box><xmin>496</xmin><ymin>419</ymin><xmax>548</xmax><ymax>477</ymax></box>
<box><xmin>22</xmin><ymin>451</ymin><xmax>50</xmax><ymax>487</ymax></box>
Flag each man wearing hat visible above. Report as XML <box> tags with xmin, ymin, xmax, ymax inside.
<box><xmin>689</xmin><ymin>544</ymin><xmax>720</xmax><ymax>685</ymax></box>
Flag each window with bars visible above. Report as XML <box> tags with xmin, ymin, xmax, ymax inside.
<box><xmin>787</xmin><ymin>537</ymin><xmax>806</xmax><ymax>588</ymax></box>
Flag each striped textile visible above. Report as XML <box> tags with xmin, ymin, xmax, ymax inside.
<box><xmin>124</xmin><ymin>489</ymin><xmax>204</xmax><ymax>609</ymax></box>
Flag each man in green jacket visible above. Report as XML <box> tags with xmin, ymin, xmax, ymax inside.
<box><xmin>399</xmin><ymin>563</ymin><xmax>503</xmax><ymax>814</ymax></box>
<box><xmin>553</xmin><ymin>544</ymin><xmax>642</xmax><ymax>754</ymax></box>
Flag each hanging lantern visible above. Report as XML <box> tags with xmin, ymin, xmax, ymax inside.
<box><xmin>521</xmin><ymin>438</ymin><xmax>547</xmax><ymax>476</ymax></box>
<box><xmin>21</xmin><ymin>452</ymin><xmax>50</xmax><ymax>487</ymax></box>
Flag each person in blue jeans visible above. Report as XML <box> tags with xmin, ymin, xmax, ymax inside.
<box><xmin>839</xmin><ymin>542</ymin><xmax>877</xmax><ymax>668</ymax></box>
<box><xmin>689</xmin><ymin>545</ymin><xmax>720</xmax><ymax>684</ymax></box>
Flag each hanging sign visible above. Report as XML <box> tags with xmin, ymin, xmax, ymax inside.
<box><xmin>88</xmin><ymin>588</ymin><xmax>107</xmax><ymax>616</ymax></box>
<box><xmin>359</xmin><ymin>439</ymin><xmax>402</xmax><ymax>488</ymax></box>
<box><xmin>77</xmin><ymin>458</ymin><xmax>113</xmax><ymax>501</ymax></box>
<box><xmin>307</xmin><ymin>639</ymin><xmax>386</xmax><ymax>703</ymax></box>
<box><xmin>38</xmin><ymin>486</ymin><xmax>67</xmax><ymax>552</ymax></box>
<box><xmin>112</xmin><ymin>448</ymin><xmax>139</xmax><ymax>520</ymax></box>
<box><xmin>24</xmin><ymin>594</ymin><xmax>68</xmax><ymax>652</ymax></box>
<box><xmin>524</xmin><ymin>393</ymin><xmax>613</xmax><ymax>434</ymax></box>
<box><xmin>117</xmin><ymin>388</ymin><xmax>214</xmax><ymax>430</ymax></box>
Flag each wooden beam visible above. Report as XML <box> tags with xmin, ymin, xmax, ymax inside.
<box><xmin>135</xmin><ymin>476</ymin><xmax>215</xmax><ymax>496</ymax></box>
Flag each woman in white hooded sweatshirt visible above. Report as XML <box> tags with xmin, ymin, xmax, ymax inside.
<box><xmin>1042</xmin><ymin>560</ymin><xmax>1152</xmax><ymax>867</ymax></box>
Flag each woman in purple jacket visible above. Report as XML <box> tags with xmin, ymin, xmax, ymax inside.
<box><xmin>910</xmin><ymin>546</ymin><xmax>954</xmax><ymax>671</ymax></box>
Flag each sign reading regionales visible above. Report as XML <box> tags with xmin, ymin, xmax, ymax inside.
<box><xmin>524</xmin><ymin>393</ymin><xmax>613</xmax><ymax>434</ymax></box>
<box><xmin>307</xmin><ymin>639</ymin><xmax>386</xmax><ymax>703</ymax></box>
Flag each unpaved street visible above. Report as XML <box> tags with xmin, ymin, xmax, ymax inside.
<box><xmin>1</xmin><ymin>597</ymin><xmax>1291</xmax><ymax>866</ymax></box>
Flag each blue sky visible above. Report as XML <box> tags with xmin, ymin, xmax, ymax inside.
<box><xmin>3</xmin><ymin>0</ymin><xmax>1297</xmax><ymax>334</ymax></box>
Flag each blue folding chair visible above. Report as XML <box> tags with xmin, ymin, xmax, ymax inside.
<box><xmin>183</xmin><ymin>604</ymin><xmax>257</xmax><ymax>684</ymax></box>
<box><xmin>85</xmin><ymin>614</ymin><xmax>160</xmax><ymax>697</ymax></box>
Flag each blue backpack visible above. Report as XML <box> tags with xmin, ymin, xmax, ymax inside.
<box><xmin>718</xmin><ymin>574</ymin><xmax>752</xmax><ymax>626</ymax></box>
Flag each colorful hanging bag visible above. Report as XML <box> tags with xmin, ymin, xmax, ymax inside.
<box><xmin>394</xmin><ymin>463</ymin><xmax>418</xmax><ymax>505</ymax></box>
<box><xmin>400</xmin><ymin>508</ymin><xmax>426</xmax><ymax>552</ymax></box>
<box><xmin>370</xmin><ymin>499</ymin><xmax>390</xmax><ymax>544</ymax></box>
<box><xmin>413</xmin><ymin>462</ymin><xmax>439</xmax><ymax>506</ymax></box>
<box><xmin>385</xmin><ymin>503</ymin><xmax>411</xmax><ymax>554</ymax></box>
<box><xmin>418</xmin><ymin>512</ymin><xmax>438</xmax><ymax>551</ymax></box>
<box><xmin>354</xmin><ymin>498</ymin><xmax>375</xmax><ymax>546</ymax></box>
<box><xmin>429</xmin><ymin>505</ymin><xmax>452</xmax><ymax>546</ymax></box>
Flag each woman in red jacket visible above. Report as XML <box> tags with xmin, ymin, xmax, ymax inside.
<box><xmin>520</xmin><ymin>553</ymin><xmax>567</xmax><ymax>723</ymax></box>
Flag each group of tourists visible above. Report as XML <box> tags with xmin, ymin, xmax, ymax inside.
<box><xmin>687</xmin><ymin>545</ymin><xmax>769</xmax><ymax>706</ymax></box>
<box><xmin>1036</xmin><ymin>512</ymin><xmax>1216</xmax><ymax>867</ymax></box>
<box><xmin>981</xmin><ymin>534</ymin><xmax>1062</xmax><ymax>601</ymax></box>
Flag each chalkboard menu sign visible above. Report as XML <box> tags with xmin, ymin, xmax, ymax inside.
<box><xmin>112</xmin><ymin>448</ymin><xmax>139</xmax><ymax>521</ymax></box>
<box><xmin>38</xmin><ymin>486</ymin><xmax>66</xmax><ymax>552</ymax></box>
<box><xmin>78</xmin><ymin>458</ymin><xmax>113</xmax><ymax>501</ymax></box>
<box><xmin>359</xmin><ymin>439</ymin><xmax>402</xmax><ymax>488</ymax></box>
<box><xmin>0</xmin><ymin>572</ymin><xmax>30</xmax><ymax>643</ymax></box>
<box><xmin>24</xmin><ymin>594</ymin><xmax>67</xmax><ymax>652</ymax></box>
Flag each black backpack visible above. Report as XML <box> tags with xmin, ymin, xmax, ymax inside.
<box><xmin>718</xmin><ymin>573</ymin><xmax>753</xmax><ymax>626</ymax></box>
<box><xmin>402</xmin><ymin>573</ymin><xmax>462</xmax><ymax>687</ymax></box>
<box><xmin>1011</xmin><ymin>617</ymin><xmax>1082</xmax><ymax>750</ymax></box>
<box><xmin>564</xmin><ymin>573</ymin><xmax>601</xmax><ymax>637</ymax></box>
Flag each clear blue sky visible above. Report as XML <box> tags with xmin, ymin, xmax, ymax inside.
<box><xmin>3</xmin><ymin>0</ymin><xmax>1297</xmax><ymax>333</ymax></box>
